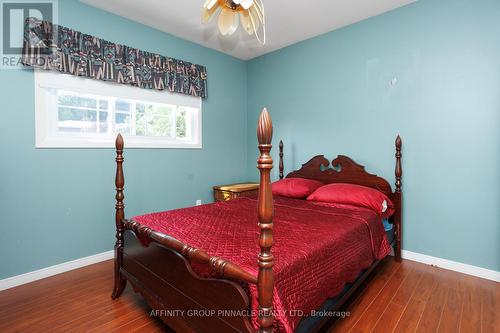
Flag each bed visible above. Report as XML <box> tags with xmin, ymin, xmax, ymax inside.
<box><xmin>111</xmin><ymin>109</ymin><xmax>403</xmax><ymax>333</ymax></box>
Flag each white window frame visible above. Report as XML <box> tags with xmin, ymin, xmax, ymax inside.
<box><xmin>34</xmin><ymin>69</ymin><xmax>202</xmax><ymax>149</ymax></box>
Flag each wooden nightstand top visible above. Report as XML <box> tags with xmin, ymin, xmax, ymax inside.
<box><xmin>213</xmin><ymin>183</ymin><xmax>259</xmax><ymax>193</ymax></box>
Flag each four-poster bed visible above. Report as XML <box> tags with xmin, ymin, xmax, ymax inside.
<box><xmin>111</xmin><ymin>108</ymin><xmax>403</xmax><ymax>332</ymax></box>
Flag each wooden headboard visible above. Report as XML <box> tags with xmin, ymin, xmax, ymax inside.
<box><xmin>285</xmin><ymin>155</ymin><xmax>393</xmax><ymax>198</ymax></box>
<box><xmin>278</xmin><ymin>137</ymin><xmax>403</xmax><ymax>261</ymax></box>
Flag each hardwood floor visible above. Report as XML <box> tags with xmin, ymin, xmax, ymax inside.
<box><xmin>0</xmin><ymin>258</ymin><xmax>497</xmax><ymax>333</ymax></box>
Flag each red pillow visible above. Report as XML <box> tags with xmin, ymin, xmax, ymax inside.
<box><xmin>272</xmin><ymin>178</ymin><xmax>324</xmax><ymax>199</ymax></box>
<box><xmin>307</xmin><ymin>183</ymin><xmax>394</xmax><ymax>217</ymax></box>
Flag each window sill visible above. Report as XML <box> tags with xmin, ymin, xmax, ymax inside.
<box><xmin>35</xmin><ymin>137</ymin><xmax>202</xmax><ymax>149</ymax></box>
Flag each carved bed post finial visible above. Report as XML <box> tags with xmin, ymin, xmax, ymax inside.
<box><xmin>394</xmin><ymin>135</ymin><xmax>403</xmax><ymax>262</ymax></box>
<box><xmin>256</xmin><ymin>108</ymin><xmax>275</xmax><ymax>333</ymax></box>
<box><xmin>112</xmin><ymin>134</ymin><xmax>127</xmax><ymax>299</ymax></box>
<box><xmin>395</xmin><ymin>135</ymin><xmax>402</xmax><ymax>193</ymax></box>
<box><xmin>279</xmin><ymin>140</ymin><xmax>284</xmax><ymax>180</ymax></box>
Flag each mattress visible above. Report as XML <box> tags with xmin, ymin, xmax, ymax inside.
<box><xmin>133</xmin><ymin>196</ymin><xmax>391</xmax><ymax>333</ymax></box>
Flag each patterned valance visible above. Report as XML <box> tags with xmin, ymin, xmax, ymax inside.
<box><xmin>22</xmin><ymin>17</ymin><xmax>207</xmax><ymax>98</ymax></box>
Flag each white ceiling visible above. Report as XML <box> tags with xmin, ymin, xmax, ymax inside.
<box><xmin>81</xmin><ymin>0</ymin><xmax>415</xmax><ymax>60</ymax></box>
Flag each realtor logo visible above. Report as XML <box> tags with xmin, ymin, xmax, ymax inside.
<box><xmin>1</xmin><ymin>0</ymin><xmax>57</xmax><ymax>69</ymax></box>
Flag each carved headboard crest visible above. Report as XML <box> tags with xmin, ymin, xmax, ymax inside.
<box><xmin>286</xmin><ymin>155</ymin><xmax>393</xmax><ymax>197</ymax></box>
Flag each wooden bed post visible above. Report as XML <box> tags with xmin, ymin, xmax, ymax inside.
<box><xmin>394</xmin><ymin>135</ymin><xmax>403</xmax><ymax>262</ymax></box>
<box><xmin>256</xmin><ymin>108</ymin><xmax>275</xmax><ymax>333</ymax></box>
<box><xmin>279</xmin><ymin>140</ymin><xmax>284</xmax><ymax>180</ymax></box>
<box><xmin>112</xmin><ymin>134</ymin><xmax>127</xmax><ymax>299</ymax></box>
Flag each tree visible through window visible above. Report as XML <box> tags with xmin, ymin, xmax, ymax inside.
<box><xmin>34</xmin><ymin>70</ymin><xmax>201</xmax><ymax>148</ymax></box>
<box><xmin>55</xmin><ymin>90</ymin><xmax>190</xmax><ymax>140</ymax></box>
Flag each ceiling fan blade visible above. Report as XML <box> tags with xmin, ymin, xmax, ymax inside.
<box><xmin>218</xmin><ymin>8</ymin><xmax>239</xmax><ymax>36</ymax></box>
<box><xmin>204</xmin><ymin>0</ymin><xmax>218</xmax><ymax>10</ymax></box>
<box><xmin>202</xmin><ymin>4</ymin><xmax>220</xmax><ymax>23</ymax></box>
<box><xmin>251</xmin><ymin>1</ymin><xmax>264</xmax><ymax>23</ymax></box>
<box><xmin>249</xmin><ymin>5</ymin><xmax>261</xmax><ymax>30</ymax></box>
<box><xmin>240</xmin><ymin>10</ymin><xmax>254</xmax><ymax>35</ymax></box>
<box><xmin>239</xmin><ymin>0</ymin><xmax>254</xmax><ymax>10</ymax></box>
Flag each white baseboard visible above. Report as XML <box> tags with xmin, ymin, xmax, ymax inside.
<box><xmin>402</xmin><ymin>250</ymin><xmax>500</xmax><ymax>282</ymax></box>
<box><xmin>0</xmin><ymin>250</ymin><xmax>114</xmax><ymax>291</ymax></box>
<box><xmin>1</xmin><ymin>249</ymin><xmax>498</xmax><ymax>292</ymax></box>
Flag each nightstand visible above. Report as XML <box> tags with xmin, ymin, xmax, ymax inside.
<box><xmin>213</xmin><ymin>183</ymin><xmax>260</xmax><ymax>202</ymax></box>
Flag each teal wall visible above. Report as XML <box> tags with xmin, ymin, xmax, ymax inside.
<box><xmin>246</xmin><ymin>0</ymin><xmax>500</xmax><ymax>271</ymax></box>
<box><xmin>0</xmin><ymin>0</ymin><xmax>248</xmax><ymax>279</ymax></box>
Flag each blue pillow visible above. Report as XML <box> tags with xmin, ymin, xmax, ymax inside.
<box><xmin>382</xmin><ymin>219</ymin><xmax>393</xmax><ymax>231</ymax></box>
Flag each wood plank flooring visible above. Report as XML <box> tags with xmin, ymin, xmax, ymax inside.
<box><xmin>0</xmin><ymin>258</ymin><xmax>497</xmax><ymax>332</ymax></box>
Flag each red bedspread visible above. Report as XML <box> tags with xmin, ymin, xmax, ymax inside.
<box><xmin>133</xmin><ymin>196</ymin><xmax>391</xmax><ymax>333</ymax></box>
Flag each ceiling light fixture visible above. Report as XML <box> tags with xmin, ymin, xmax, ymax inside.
<box><xmin>202</xmin><ymin>0</ymin><xmax>266</xmax><ymax>45</ymax></box>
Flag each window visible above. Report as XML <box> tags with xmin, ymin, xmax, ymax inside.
<box><xmin>34</xmin><ymin>70</ymin><xmax>202</xmax><ymax>148</ymax></box>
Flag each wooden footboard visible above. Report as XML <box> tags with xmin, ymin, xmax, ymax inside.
<box><xmin>111</xmin><ymin>109</ymin><xmax>276</xmax><ymax>333</ymax></box>
<box><xmin>121</xmin><ymin>229</ymin><xmax>254</xmax><ymax>332</ymax></box>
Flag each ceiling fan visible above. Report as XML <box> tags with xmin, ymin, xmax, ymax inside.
<box><xmin>202</xmin><ymin>0</ymin><xmax>266</xmax><ymax>45</ymax></box>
